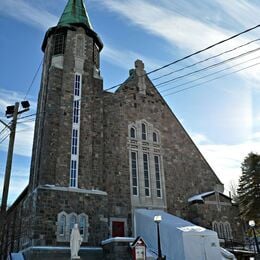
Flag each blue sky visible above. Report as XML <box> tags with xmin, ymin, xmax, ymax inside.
<box><xmin>0</xmin><ymin>0</ymin><xmax>260</xmax><ymax>204</ymax></box>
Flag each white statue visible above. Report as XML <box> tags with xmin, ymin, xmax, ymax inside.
<box><xmin>70</xmin><ymin>224</ymin><xmax>83</xmax><ymax>259</ymax></box>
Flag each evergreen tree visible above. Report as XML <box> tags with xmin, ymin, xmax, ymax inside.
<box><xmin>237</xmin><ymin>153</ymin><xmax>260</xmax><ymax>224</ymax></box>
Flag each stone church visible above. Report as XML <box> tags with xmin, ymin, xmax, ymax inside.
<box><xmin>1</xmin><ymin>0</ymin><xmax>244</xmax><ymax>258</ymax></box>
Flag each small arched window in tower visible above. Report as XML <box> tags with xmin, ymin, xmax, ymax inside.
<box><xmin>130</xmin><ymin>127</ymin><xmax>136</xmax><ymax>139</ymax></box>
<box><xmin>59</xmin><ymin>214</ymin><xmax>66</xmax><ymax>236</ymax></box>
<box><xmin>76</xmin><ymin>35</ymin><xmax>84</xmax><ymax>58</ymax></box>
<box><xmin>53</xmin><ymin>33</ymin><xmax>65</xmax><ymax>55</ymax></box>
<box><xmin>79</xmin><ymin>215</ymin><xmax>86</xmax><ymax>237</ymax></box>
<box><xmin>142</xmin><ymin>123</ymin><xmax>147</xmax><ymax>140</ymax></box>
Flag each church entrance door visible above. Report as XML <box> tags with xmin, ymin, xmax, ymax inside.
<box><xmin>112</xmin><ymin>221</ymin><xmax>125</xmax><ymax>237</ymax></box>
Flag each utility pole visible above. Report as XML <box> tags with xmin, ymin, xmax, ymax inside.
<box><xmin>0</xmin><ymin>102</ymin><xmax>19</xmax><ymax>212</ymax></box>
<box><xmin>0</xmin><ymin>101</ymin><xmax>30</xmax><ymax>258</ymax></box>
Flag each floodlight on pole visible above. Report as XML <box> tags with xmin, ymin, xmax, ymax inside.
<box><xmin>249</xmin><ymin>220</ymin><xmax>260</xmax><ymax>254</ymax></box>
<box><xmin>154</xmin><ymin>215</ymin><xmax>165</xmax><ymax>259</ymax></box>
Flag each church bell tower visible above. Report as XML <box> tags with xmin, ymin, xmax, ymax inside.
<box><xmin>29</xmin><ymin>0</ymin><xmax>104</xmax><ymax>192</ymax></box>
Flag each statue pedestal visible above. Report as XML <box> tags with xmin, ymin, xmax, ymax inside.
<box><xmin>71</xmin><ymin>257</ymin><xmax>80</xmax><ymax>260</ymax></box>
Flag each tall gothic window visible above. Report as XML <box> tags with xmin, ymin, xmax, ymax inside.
<box><xmin>74</xmin><ymin>74</ymin><xmax>81</xmax><ymax>96</ymax></box>
<box><xmin>79</xmin><ymin>215</ymin><xmax>86</xmax><ymax>236</ymax></box>
<box><xmin>70</xmin><ymin>74</ymin><xmax>82</xmax><ymax>188</ymax></box>
<box><xmin>71</xmin><ymin>129</ymin><xmax>78</xmax><ymax>155</ymax></box>
<box><xmin>154</xmin><ymin>155</ymin><xmax>162</xmax><ymax>198</ymax></box>
<box><xmin>131</xmin><ymin>151</ymin><xmax>138</xmax><ymax>196</ymax></box>
<box><xmin>70</xmin><ymin>215</ymin><xmax>77</xmax><ymax>233</ymax></box>
<box><xmin>128</xmin><ymin>121</ymin><xmax>164</xmax><ymax>201</ymax></box>
<box><xmin>53</xmin><ymin>34</ymin><xmax>65</xmax><ymax>55</ymax></box>
<box><xmin>70</xmin><ymin>160</ymin><xmax>77</xmax><ymax>187</ymax></box>
<box><xmin>153</xmin><ymin>132</ymin><xmax>159</xmax><ymax>143</ymax></box>
<box><xmin>130</xmin><ymin>127</ymin><xmax>136</xmax><ymax>139</ymax></box>
<box><xmin>73</xmin><ymin>100</ymin><xmax>80</xmax><ymax>124</ymax></box>
<box><xmin>142</xmin><ymin>123</ymin><xmax>147</xmax><ymax>140</ymax></box>
<box><xmin>143</xmin><ymin>153</ymin><xmax>150</xmax><ymax>196</ymax></box>
<box><xmin>59</xmin><ymin>214</ymin><xmax>66</xmax><ymax>236</ymax></box>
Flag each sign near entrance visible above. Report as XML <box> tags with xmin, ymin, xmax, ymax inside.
<box><xmin>131</xmin><ymin>236</ymin><xmax>147</xmax><ymax>260</ymax></box>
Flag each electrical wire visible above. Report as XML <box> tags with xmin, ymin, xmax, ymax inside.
<box><xmin>17</xmin><ymin>118</ymin><xmax>36</xmax><ymax>125</ymax></box>
<box><xmin>0</xmin><ymin>126</ymin><xmax>9</xmax><ymax>136</ymax></box>
<box><xmin>147</xmin><ymin>24</ymin><xmax>260</xmax><ymax>75</ymax></box>
<box><xmin>23</xmin><ymin>59</ymin><xmax>43</xmax><ymax>100</ymax></box>
<box><xmin>0</xmin><ymin>133</ymin><xmax>9</xmax><ymax>144</ymax></box>
<box><xmin>156</xmin><ymin>47</ymin><xmax>260</xmax><ymax>88</ymax></box>
<box><xmin>17</xmin><ymin>113</ymin><xmax>37</xmax><ymax>121</ymax></box>
<box><xmin>152</xmin><ymin>38</ymin><xmax>260</xmax><ymax>81</ymax></box>
<box><xmin>105</xmin><ymin>24</ymin><xmax>260</xmax><ymax>91</ymax></box>
<box><xmin>164</xmin><ymin>61</ymin><xmax>260</xmax><ymax>96</ymax></box>
<box><xmin>160</xmin><ymin>54</ymin><xmax>260</xmax><ymax>93</ymax></box>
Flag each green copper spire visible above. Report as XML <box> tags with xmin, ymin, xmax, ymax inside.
<box><xmin>58</xmin><ymin>0</ymin><xmax>92</xmax><ymax>29</ymax></box>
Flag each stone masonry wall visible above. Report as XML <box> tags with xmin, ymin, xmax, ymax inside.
<box><xmin>103</xmin><ymin>68</ymin><xmax>222</xmax><ymax>235</ymax></box>
<box><xmin>31</xmin><ymin>187</ymin><xmax>108</xmax><ymax>247</ymax></box>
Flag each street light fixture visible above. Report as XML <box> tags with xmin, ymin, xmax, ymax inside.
<box><xmin>154</xmin><ymin>215</ymin><xmax>165</xmax><ymax>260</ymax></box>
<box><xmin>249</xmin><ymin>220</ymin><xmax>260</xmax><ymax>254</ymax></box>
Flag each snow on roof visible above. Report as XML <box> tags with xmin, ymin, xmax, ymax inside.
<box><xmin>188</xmin><ymin>191</ymin><xmax>215</xmax><ymax>203</ymax></box>
<box><xmin>101</xmin><ymin>237</ymin><xmax>135</xmax><ymax>245</ymax></box>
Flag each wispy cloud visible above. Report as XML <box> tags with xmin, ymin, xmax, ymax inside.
<box><xmin>0</xmin><ymin>89</ymin><xmax>36</xmax><ymax>157</ymax></box>
<box><xmin>191</xmin><ymin>131</ymin><xmax>260</xmax><ymax>193</ymax></box>
<box><xmin>100</xmin><ymin>0</ymin><xmax>260</xmax><ymax>84</ymax></box>
<box><xmin>215</xmin><ymin>0</ymin><xmax>260</xmax><ymax>29</ymax></box>
<box><xmin>102</xmin><ymin>45</ymin><xmax>165</xmax><ymax>72</ymax></box>
<box><xmin>0</xmin><ymin>0</ymin><xmax>58</xmax><ymax>31</ymax></box>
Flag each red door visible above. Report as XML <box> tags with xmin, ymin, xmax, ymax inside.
<box><xmin>112</xmin><ymin>221</ymin><xmax>125</xmax><ymax>237</ymax></box>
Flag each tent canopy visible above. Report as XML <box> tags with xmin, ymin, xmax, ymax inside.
<box><xmin>135</xmin><ymin>209</ymin><xmax>222</xmax><ymax>260</ymax></box>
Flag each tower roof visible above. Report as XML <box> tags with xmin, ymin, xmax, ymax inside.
<box><xmin>58</xmin><ymin>0</ymin><xmax>92</xmax><ymax>28</ymax></box>
<box><xmin>42</xmin><ymin>0</ymin><xmax>103</xmax><ymax>52</ymax></box>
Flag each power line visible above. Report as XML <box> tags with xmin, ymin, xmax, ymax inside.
<box><xmin>17</xmin><ymin>118</ymin><xmax>36</xmax><ymax>125</ymax></box>
<box><xmin>105</xmin><ymin>24</ymin><xmax>260</xmax><ymax>91</ymax></box>
<box><xmin>0</xmin><ymin>133</ymin><xmax>9</xmax><ymax>145</ymax></box>
<box><xmin>0</xmin><ymin>126</ymin><xmax>9</xmax><ymax>136</ymax></box>
<box><xmin>152</xmin><ymin>38</ymin><xmax>260</xmax><ymax>81</ymax></box>
<box><xmin>147</xmin><ymin>24</ymin><xmax>260</xmax><ymax>75</ymax></box>
<box><xmin>164</xmin><ymin>61</ymin><xmax>260</xmax><ymax>96</ymax></box>
<box><xmin>156</xmin><ymin>47</ymin><xmax>260</xmax><ymax>88</ymax></box>
<box><xmin>160</xmin><ymin>54</ymin><xmax>260</xmax><ymax>93</ymax></box>
<box><xmin>23</xmin><ymin>59</ymin><xmax>43</xmax><ymax>100</ymax></box>
<box><xmin>18</xmin><ymin>113</ymin><xmax>37</xmax><ymax>121</ymax></box>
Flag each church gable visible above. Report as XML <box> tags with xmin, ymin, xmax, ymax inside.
<box><xmin>103</xmin><ymin>60</ymin><xmax>223</xmax><ymax>217</ymax></box>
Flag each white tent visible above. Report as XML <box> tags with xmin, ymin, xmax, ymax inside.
<box><xmin>135</xmin><ymin>209</ymin><xmax>225</xmax><ymax>260</ymax></box>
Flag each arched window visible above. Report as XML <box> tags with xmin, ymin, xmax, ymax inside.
<box><xmin>141</xmin><ymin>123</ymin><xmax>147</xmax><ymax>140</ymax></box>
<box><xmin>224</xmin><ymin>222</ymin><xmax>232</xmax><ymax>240</ymax></box>
<box><xmin>59</xmin><ymin>214</ymin><xmax>66</xmax><ymax>236</ymax></box>
<box><xmin>130</xmin><ymin>127</ymin><xmax>136</xmax><ymax>139</ymax></box>
<box><xmin>79</xmin><ymin>215</ymin><xmax>86</xmax><ymax>236</ymax></box>
<box><xmin>53</xmin><ymin>33</ymin><xmax>65</xmax><ymax>55</ymax></box>
<box><xmin>153</xmin><ymin>132</ymin><xmax>158</xmax><ymax>143</ymax></box>
<box><xmin>219</xmin><ymin>222</ymin><xmax>224</xmax><ymax>239</ymax></box>
<box><xmin>70</xmin><ymin>215</ymin><xmax>77</xmax><ymax>233</ymax></box>
<box><xmin>212</xmin><ymin>221</ymin><xmax>219</xmax><ymax>237</ymax></box>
